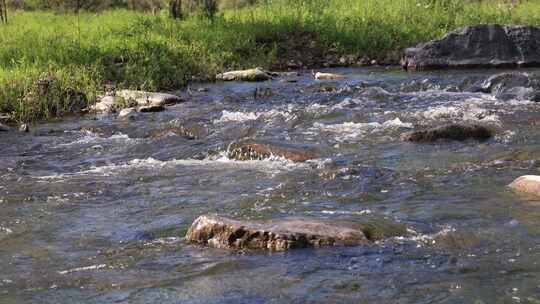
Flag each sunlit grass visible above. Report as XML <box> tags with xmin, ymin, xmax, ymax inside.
<box><xmin>2</xmin><ymin>0</ymin><xmax>540</xmax><ymax>122</ymax></box>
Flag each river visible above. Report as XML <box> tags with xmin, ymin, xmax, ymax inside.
<box><xmin>1</xmin><ymin>67</ymin><xmax>539</xmax><ymax>303</ymax></box>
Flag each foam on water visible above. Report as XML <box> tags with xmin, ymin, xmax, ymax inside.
<box><xmin>394</xmin><ymin>226</ymin><xmax>456</xmax><ymax>247</ymax></box>
<box><xmin>56</xmin><ymin>130</ymin><xmax>136</xmax><ymax>148</ymax></box>
<box><xmin>35</xmin><ymin>154</ymin><xmax>307</xmax><ymax>180</ymax></box>
<box><xmin>214</xmin><ymin>109</ymin><xmax>295</xmax><ymax>123</ymax></box>
<box><xmin>312</xmin><ymin>118</ymin><xmax>413</xmax><ymax>142</ymax></box>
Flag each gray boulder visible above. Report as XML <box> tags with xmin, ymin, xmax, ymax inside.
<box><xmin>216</xmin><ymin>68</ymin><xmax>273</xmax><ymax>82</ymax></box>
<box><xmin>480</xmin><ymin>72</ymin><xmax>540</xmax><ymax>101</ymax></box>
<box><xmin>117</xmin><ymin>90</ymin><xmax>183</xmax><ymax>107</ymax></box>
<box><xmin>402</xmin><ymin>25</ymin><xmax>540</xmax><ymax>71</ymax></box>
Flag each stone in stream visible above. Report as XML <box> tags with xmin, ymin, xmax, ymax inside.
<box><xmin>402</xmin><ymin>124</ymin><xmax>493</xmax><ymax>143</ymax></box>
<box><xmin>186</xmin><ymin>215</ymin><xmax>372</xmax><ymax>251</ymax></box>
<box><xmin>216</xmin><ymin>68</ymin><xmax>273</xmax><ymax>82</ymax></box>
<box><xmin>18</xmin><ymin>124</ymin><xmax>29</xmax><ymax>133</ymax></box>
<box><xmin>401</xmin><ymin>25</ymin><xmax>540</xmax><ymax>71</ymax></box>
<box><xmin>117</xmin><ymin>107</ymin><xmax>138</xmax><ymax>120</ymax></box>
<box><xmin>90</xmin><ymin>95</ymin><xmax>118</xmax><ymax>114</ymax></box>
<box><xmin>149</xmin><ymin>123</ymin><xmax>208</xmax><ymax>140</ymax></box>
<box><xmin>227</xmin><ymin>141</ymin><xmax>317</xmax><ymax>162</ymax></box>
<box><xmin>138</xmin><ymin>104</ymin><xmax>165</xmax><ymax>113</ymax></box>
<box><xmin>480</xmin><ymin>72</ymin><xmax>540</xmax><ymax>102</ymax></box>
<box><xmin>117</xmin><ymin>90</ymin><xmax>183</xmax><ymax>107</ymax></box>
<box><xmin>314</xmin><ymin>72</ymin><xmax>345</xmax><ymax>80</ymax></box>
<box><xmin>508</xmin><ymin>175</ymin><xmax>540</xmax><ymax>197</ymax></box>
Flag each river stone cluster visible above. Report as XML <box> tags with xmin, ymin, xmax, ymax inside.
<box><xmin>401</xmin><ymin>24</ymin><xmax>540</xmax><ymax>71</ymax></box>
<box><xmin>91</xmin><ymin>90</ymin><xmax>183</xmax><ymax>115</ymax></box>
<box><xmin>186</xmin><ymin>215</ymin><xmax>371</xmax><ymax>251</ymax></box>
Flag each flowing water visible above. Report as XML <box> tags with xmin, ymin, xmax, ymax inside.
<box><xmin>1</xmin><ymin>67</ymin><xmax>540</xmax><ymax>303</ymax></box>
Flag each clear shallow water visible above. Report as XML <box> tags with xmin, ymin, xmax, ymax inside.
<box><xmin>1</xmin><ymin>67</ymin><xmax>540</xmax><ymax>303</ymax></box>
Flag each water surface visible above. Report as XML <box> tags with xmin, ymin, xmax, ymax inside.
<box><xmin>1</xmin><ymin>67</ymin><xmax>540</xmax><ymax>303</ymax></box>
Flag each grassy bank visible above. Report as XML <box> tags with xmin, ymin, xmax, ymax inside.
<box><xmin>2</xmin><ymin>0</ymin><xmax>540</xmax><ymax>122</ymax></box>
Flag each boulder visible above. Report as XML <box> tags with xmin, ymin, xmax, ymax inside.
<box><xmin>19</xmin><ymin>124</ymin><xmax>29</xmax><ymax>133</ymax></box>
<box><xmin>227</xmin><ymin>141</ymin><xmax>317</xmax><ymax>162</ymax></box>
<box><xmin>117</xmin><ymin>90</ymin><xmax>183</xmax><ymax>107</ymax></box>
<box><xmin>509</xmin><ymin>175</ymin><xmax>540</xmax><ymax>197</ymax></box>
<box><xmin>314</xmin><ymin>72</ymin><xmax>345</xmax><ymax>80</ymax></box>
<box><xmin>90</xmin><ymin>96</ymin><xmax>117</xmax><ymax>114</ymax></box>
<box><xmin>401</xmin><ymin>25</ymin><xmax>540</xmax><ymax>71</ymax></box>
<box><xmin>216</xmin><ymin>68</ymin><xmax>273</xmax><ymax>82</ymax></box>
<box><xmin>480</xmin><ymin>72</ymin><xmax>540</xmax><ymax>101</ymax></box>
<box><xmin>402</xmin><ymin>124</ymin><xmax>492</xmax><ymax>143</ymax></box>
<box><xmin>185</xmin><ymin>215</ymin><xmax>370</xmax><ymax>251</ymax></box>
<box><xmin>117</xmin><ymin>108</ymin><xmax>138</xmax><ymax>120</ymax></box>
<box><xmin>481</xmin><ymin>72</ymin><xmax>533</xmax><ymax>93</ymax></box>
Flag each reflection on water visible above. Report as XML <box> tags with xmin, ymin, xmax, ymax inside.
<box><xmin>1</xmin><ymin>67</ymin><xmax>540</xmax><ymax>303</ymax></box>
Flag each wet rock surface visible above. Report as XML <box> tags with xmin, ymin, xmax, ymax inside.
<box><xmin>186</xmin><ymin>215</ymin><xmax>372</xmax><ymax>251</ymax></box>
<box><xmin>402</xmin><ymin>124</ymin><xmax>493</xmax><ymax>143</ymax></box>
<box><xmin>149</xmin><ymin>122</ymin><xmax>208</xmax><ymax>140</ymax></box>
<box><xmin>402</xmin><ymin>25</ymin><xmax>540</xmax><ymax>71</ymax></box>
<box><xmin>509</xmin><ymin>175</ymin><xmax>540</xmax><ymax>197</ymax></box>
<box><xmin>314</xmin><ymin>72</ymin><xmax>346</xmax><ymax>80</ymax></box>
<box><xmin>138</xmin><ymin>104</ymin><xmax>165</xmax><ymax>113</ymax></box>
<box><xmin>227</xmin><ymin>141</ymin><xmax>317</xmax><ymax>162</ymax></box>
<box><xmin>117</xmin><ymin>107</ymin><xmax>138</xmax><ymax>120</ymax></box>
<box><xmin>90</xmin><ymin>95</ymin><xmax>118</xmax><ymax>114</ymax></box>
<box><xmin>117</xmin><ymin>90</ymin><xmax>183</xmax><ymax>107</ymax></box>
<box><xmin>216</xmin><ymin>68</ymin><xmax>274</xmax><ymax>82</ymax></box>
<box><xmin>3</xmin><ymin>68</ymin><xmax>540</xmax><ymax>303</ymax></box>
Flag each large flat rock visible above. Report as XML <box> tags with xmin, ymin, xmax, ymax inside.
<box><xmin>185</xmin><ymin>215</ymin><xmax>371</xmax><ymax>251</ymax></box>
<box><xmin>402</xmin><ymin>25</ymin><xmax>540</xmax><ymax>71</ymax></box>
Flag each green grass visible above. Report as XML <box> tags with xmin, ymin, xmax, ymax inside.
<box><xmin>2</xmin><ymin>0</ymin><xmax>540</xmax><ymax>122</ymax></box>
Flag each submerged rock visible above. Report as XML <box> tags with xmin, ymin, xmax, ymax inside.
<box><xmin>227</xmin><ymin>141</ymin><xmax>317</xmax><ymax>162</ymax></box>
<box><xmin>19</xmin><ymin>124</ymin><xmax>29</xmax><ymax>133</ymax></box>
<box><xmin>138</xmin><ymin>104</ymin><xmax>165</xmax><ymax>113</ymax></box>
<box><xmin>216</xmin><ymin>68</ymin><xmax>273</xmax><ymax>82</ymax></box>
<box><xmin>402</xmin><ymin>25</ymin><xmax>540</xmax><ymax>71</ymax></box>
<box><xmin>149</xmin><ymin>123</ymin><xmax>208</xmax><ymax>140</ymax></box>
<box><xmin>185</xmin><ymin>215</ymin><xmax>370</xmax><ymax>251</ymax></box>
<box><xmin>314</xmin><ymin>72</ymin><xmax>345</xmax><ymax>80</ymax></box>
<box><xmin>117</xmin><ymin>90</ymin><xmax>183</xmax><ymax>107</ymax></box>
<box><xmin>509</xmin><ymin>175</ymin><xmax>540</xmax><ymax>197</ymax></box>
<box><xmin>402</xmin><ymin>124</ymin><xmax>493</xmax><ymax>143</ymax></box>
